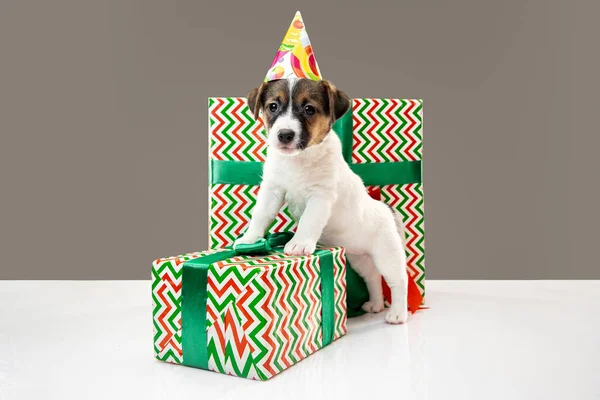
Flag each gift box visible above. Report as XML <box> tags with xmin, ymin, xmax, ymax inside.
<box><xmin>152</xmin><ymin>232</ymin><xmax>347</xmax><ymax>380</ymax></box>
<box><xmin>209</xmin><ymin>97</ymin><xmax>425</xmax><ymax>312</ymax></box>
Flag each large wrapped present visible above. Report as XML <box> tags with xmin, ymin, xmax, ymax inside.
<box><xmin>208</xmin><ymin>12</ymin><xmax>425</xmax><ymax>311</ymax></box>
<box><xmin>208</xmin><ymin>98</ymin><xmax>425</xmax><ymax>312</ymax></box>
<box><xmin>152</xmin><ymin>232</ymin><xmax>347</xmax><ymax>380</ymax></box>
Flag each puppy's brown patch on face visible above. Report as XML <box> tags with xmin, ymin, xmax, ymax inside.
<box><xmin>306</xmin><ymin>115</ymin><xmax>332</xmax><ymax>146</ymax></box>
<box><xmin>260</xmin><ymin>80</ymin><xmax>289</xmax><ymax>129</ymax></box>
<box><xmin>292</xmin><ymin>79</ymin><xmax>331</xmax><ymax>147</ymax></box>
<box><xmin>247</xmin><ymin>80</ymin><xmax>289</xmax><ymax>129</ymax></box>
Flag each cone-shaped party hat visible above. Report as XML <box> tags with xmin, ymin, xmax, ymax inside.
<box><xmin>265</xmin><ymin>12</ymin><xmax>322</xmax><ymax>82</ymax></box>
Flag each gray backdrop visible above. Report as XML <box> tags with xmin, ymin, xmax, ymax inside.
<box><xmin>1</xmin><ymin>0</ymin><xmax>598</xmax><ymax>280</ymax></box>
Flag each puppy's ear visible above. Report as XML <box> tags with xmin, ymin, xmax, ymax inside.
<box><xmin>247</xmin><ymin>82</ymin><xmax>267</xmax><ymax>119</ymax></box>
<box><xmin>323</xmin><ymin>80</ymin><xmax>351</xmax><ymax>122</ymax></box>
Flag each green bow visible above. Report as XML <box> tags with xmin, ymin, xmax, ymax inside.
<box><xmin>232</xmin><ymin>231</ymin><xmax>295</xmax><ymax>255</ymax></box>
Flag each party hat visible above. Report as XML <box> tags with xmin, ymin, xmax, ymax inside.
<box><xmin>265</xmin><ymin>11</ymin><xmax>322</xmax><ymax>82</ymax></box>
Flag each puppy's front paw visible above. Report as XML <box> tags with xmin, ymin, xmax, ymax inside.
<box><xmin>234</xmin><ymin>231</ymin><xmax>263</xmax><ymax>247</ymax></box>
<box><xmin>385</xmin><ymin>306</ymin><xmax>408</xmax><ymax>325</ymax></box>
<box><xmin>284</xmin><ymin>237</ymin><xmax>316</xmax><ymax>256</ymax></box>
<box><xmin>362</xmin><ymin>300</ymin><xmax>385</xmax><ymax>314</ymax></box>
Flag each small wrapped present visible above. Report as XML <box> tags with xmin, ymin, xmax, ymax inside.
<box><xmin>152</xmin><ymin>232</ymin><xmax>347</xmax><ymax>380</ymax></box>
<box><xmin>207</xmin><ymin>12</ymin><xmax>425</xmax><ymax>314</ymax></box>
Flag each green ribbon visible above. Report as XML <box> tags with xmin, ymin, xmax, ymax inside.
<box><xmin>182</xmin><ymin>249</ymin><xmax>236</xmax><ymax>369</ymax></box>
<box><xmin>211</xmin><ymin>159</ymin><xmax>421</xmax><ymax>187</ymax></box>
<box><xmin>211</xmin><ymin>160</ymin><xmax>264</xmax><ymax>186</ymax></box>
<box><xmin>315</xmin><ymin>248</ymin><xmax>334</xmax><ymax>344</ymax></box>
<box><xmin>334</xmin><ymin>109</ymin><xmax>354</xmax><ymax>163</ymax></box>
<box><xmin>345</xmin><ymin>265</ymin><xmax>370</xmax><ymax>318</ymax></box>
<box><xmin>181</xmin><ymin>231</ymin><xmax>336</xmax><ymax>370</ymax></box>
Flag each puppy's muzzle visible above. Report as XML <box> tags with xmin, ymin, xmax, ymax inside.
<box><xmin>277</xmin><ymin>129</ymin><xmax>295</xmax><ymax>145</ymax></box>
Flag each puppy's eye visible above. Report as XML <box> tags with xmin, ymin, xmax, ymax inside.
<box><xmin>304</xmin><ymin>105</ymin><xmax>316</xmax><ymax>116</ymax></box>
<box><xmin>268</xmin><ymin>103</ymin><xmax>278</xmax><ymax>113</ymax></box>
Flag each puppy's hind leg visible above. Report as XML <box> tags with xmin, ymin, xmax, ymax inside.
<box><xmin>370</xmin><ymin>228</ymin><xmax>409</xmax><ymax>324</ymax></box>
<box><xmin>346</xmin><ymin>253</ymin><xmax>384</xmax><ymax>313</ymax></box>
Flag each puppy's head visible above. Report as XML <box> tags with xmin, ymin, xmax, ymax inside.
<box><xmin>247</xmin><ymin>78</ymin><xmax>350</xmax><ymax>156</ymax></box>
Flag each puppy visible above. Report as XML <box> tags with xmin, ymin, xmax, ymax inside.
<box><xmin>235</xmin><ymin>78</ymin><xmax>409</xmax><ymax>324</ymax></box>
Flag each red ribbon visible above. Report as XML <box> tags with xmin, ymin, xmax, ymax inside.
<box><xmin>381</xmin><ymin>277</ymin><xmax>424</xmax><ymax>314</ymax></box>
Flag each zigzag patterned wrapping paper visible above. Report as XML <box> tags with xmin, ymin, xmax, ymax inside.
<box><xmin>152</xmin><ymin>247</ymin><xmax>347</xmax><ymax>380</ymax></box>
<box><xmin>208</xmin><ymin>97</ymin><xmax>425</xmax><ymax>297</ymax></box>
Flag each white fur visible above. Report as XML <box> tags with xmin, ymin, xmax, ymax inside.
<box><xmin>267</xmin><ymin>80</ymin><xmax>303</xmax><ymax>155</ymax></box>
<box><xmin>236</xmin><ymin>125</ymin><xmax>409</xmax><ymax>324</ymax></box>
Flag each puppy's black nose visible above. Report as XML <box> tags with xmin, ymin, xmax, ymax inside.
<box><xmin>277</xmin><ymin>129</ymin><xmax>295</xmax><ymax>144</ymax></box>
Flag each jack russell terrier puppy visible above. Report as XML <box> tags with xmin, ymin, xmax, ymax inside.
<box><xmin>235</xmin><ymin>78</ymin><xmax>409</xmax><ymax>324</ymax></box>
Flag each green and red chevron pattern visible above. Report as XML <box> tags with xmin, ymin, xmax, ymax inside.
<box><xmin>209</xmin><ymin>97</ymin><xmax>268</xmax><ymax>162</ymax></box>
<box><xmin>152</xmin><ymin>247</ymin><xmax>347</xmax><ymax>380</ymax></box>
<box><xmin>209</xmin><ymin>184</ymin><xmax>297</xmax><ymax>248</ymax></box>
<box><xmin>352</xmin><ymin>98</ymin><xmax>423</xmax><ymax>163</ymax></box>
<box><xmin>209</xmin><ymin>97</ymin><xmax>423</xmax><ymax>163</ymax></box>
<box><xmin>205</xmin><ymin>252</ymin><xmax>312</xmax><ymax>328</ymax></box>
<box><xmin>380</xmin><ymin>183</ymin><xmax>426</xmax><ymax>296</ymax></box>
<box><xmin>332</xmin><ymin>247</ymin><xmax>347</xmax><ymax>339</ymax></box>
<box><xmin>152</xmin><ymin>249</ymin><xmax>227</xmax><ymax>363</ymax></box>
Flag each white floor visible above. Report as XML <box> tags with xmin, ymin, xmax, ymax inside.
<box><xmin>1</xmin><ymin>281</ymin><xmax>599</xmax><ymax>400</ymax></box>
